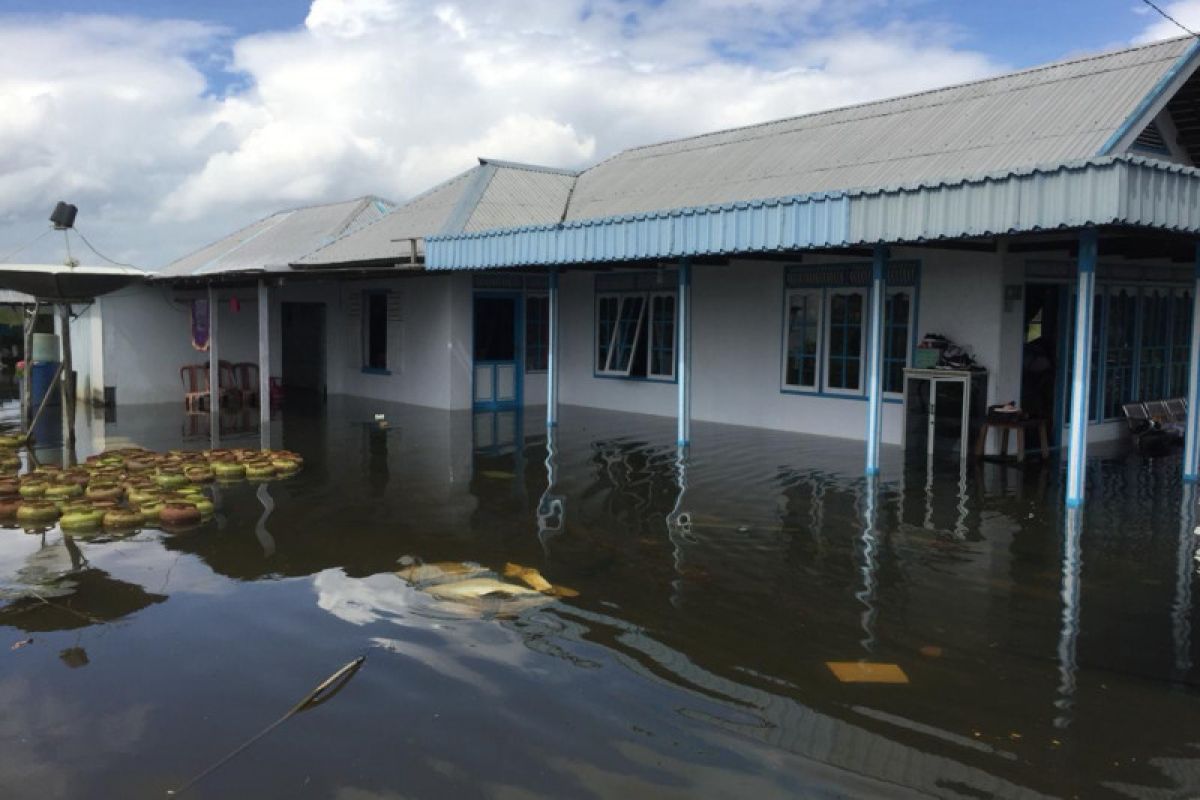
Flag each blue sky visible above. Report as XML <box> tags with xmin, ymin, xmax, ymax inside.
<box><xmin>0</xmin><ymin>0</ymin><xmax>1193</xmax><ymax>267</ymax></box>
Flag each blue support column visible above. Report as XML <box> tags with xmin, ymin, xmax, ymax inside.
<box><xmin>864</xmin><ymin>245</ymin><xmax>887</xmax><ymax>476</ymax></box>
<box><xmin>547</xmin><ymin>268</ymin><xmax>559</xmax><ymax>428</ymax></box>
<box><xmin>677</xmin><ymin>259</ymin><xmax>691</xmax><ymax>447</ymax></box>
<box><xmin>1183</xmin><ymin>243</ymin><xmax>1200</xmax><ymax>480</ymax></box>
<box><xmin>1066</xmin><ymin>229</ymin><xmax>1098</xmax><ymax>507</ymax></box>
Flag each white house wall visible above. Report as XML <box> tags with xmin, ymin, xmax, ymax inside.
<box><xmin>554</xmin><ymin>248</ymin><xmax>1013</xmax><ymax>445</ymax></box>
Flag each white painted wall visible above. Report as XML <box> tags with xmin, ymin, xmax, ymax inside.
<box><xmin>555</xmin><ymin>248</ymin><xmax>1012</xmax><ymax>445</ymax></box>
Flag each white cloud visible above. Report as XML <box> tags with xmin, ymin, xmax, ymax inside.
<box><xmin>0</xmin><ymin>1</ymin><xmax>1005</xmax><ymax>267</ymax></box>
<box><xmin>1134</xmin><ymin>0</ymin><xmax>1200</xmax><ymax>43</ymax></box>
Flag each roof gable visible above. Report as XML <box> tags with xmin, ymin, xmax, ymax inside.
<box><xmin>158</xmin><ymin>196</ymin><xmax>394</xmax><ymax>277</ymax></box>
<box><xmin>296</xmin><ymin>160</ymin><xmax>577</xmax><ymax>267</ymax></box>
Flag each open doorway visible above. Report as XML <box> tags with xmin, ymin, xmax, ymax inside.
<box><xmin>1021</xmin><ymin>284</ymin><xmax>1065</xmax><ymax>446</ymax></box>
<box><xmin>281</xmin><ymin>302</ymin><xmax>326</xmax><ymax>400</ymax></box>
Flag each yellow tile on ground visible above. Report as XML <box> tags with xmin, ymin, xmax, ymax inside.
<box><xmin>826</xmin><ymin>661</ymin><xmax>910</xmax><ymax>684</ymax></box>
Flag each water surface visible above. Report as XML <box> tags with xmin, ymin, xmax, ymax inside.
<box><xmin>1</xmin><ymin>396</ymin><xmax>1198</xmax><ymax>799</ymax></box>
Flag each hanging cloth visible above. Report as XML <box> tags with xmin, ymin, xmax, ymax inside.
<box><xmin>191</xmin><ymin>298</ymin><xmax>210</xmax><ymax>352</ymax></box>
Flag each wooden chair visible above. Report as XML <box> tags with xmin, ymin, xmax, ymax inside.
<box><xmin>231</xmin><ymin>362</ymin><xmax>259</xmax><ymax>407</ymax></box>
<box><xmin>180</xmin><ymin>365</ymin><xmax>209</xmax><ymax>412</ymax></box>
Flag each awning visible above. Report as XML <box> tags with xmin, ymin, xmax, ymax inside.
<box><xmin>0</xmin><ymin>263</ymin><xmax>146</xmax><ymax>301</ymax></box>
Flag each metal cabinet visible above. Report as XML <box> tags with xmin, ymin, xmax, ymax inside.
<box><xmin>902</xmin><ymin>368</ymin><xmax>988</xmax><ymax>462</ymax></box>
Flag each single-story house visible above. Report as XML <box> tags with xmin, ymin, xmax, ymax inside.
<box><xmin>67</xmin><ymin>35</ymin><xmax>1200</xmax><ymax>504</ymax></box>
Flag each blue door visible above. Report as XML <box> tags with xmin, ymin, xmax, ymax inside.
<box><xmin>473</xmin><ymin>293</ymin><xmax>522</xmax><ymax>410</ymax></box>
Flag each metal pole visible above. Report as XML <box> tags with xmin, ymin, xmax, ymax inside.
<box><xmin>1183</xmin><ymin>241</ymin><xmax>1200</xmax><ymax>480</ymax></box>
<box><xmin>676</xmin><ymin>259</ymin><xmax>691</xmax><ymax>447</ymax></box>
<box><xmin>258</xmin><ymin>279</ymin><xmax>270</xmax><ymax>450</ymax></box>
<box><xmin>865</xmin><ymin>245</ymin><xmax>888</xmax><ymax>476</ymax></box>
<box><xmin>547</xmin><ymin>268</ymin><xmax>559</xmax><ymax>428</ymax></box>
<box><xmin>1066</xmin><ymin>229</ymin><xmax>1098</xmax><ymax>507</ymax></box>
<box><xmin>208</xmin><ymin>285</ymin><xmax>219</xmax><ymax>449</ymax></box>
<box><xmin>20</xmin><ymin>301</ymin><xmax>39</xmax><ymax>431</ymax></box>
<box><xmin>59</xmin><ymin>303</ymin><xmax>74</xmax><ymax>454</ymax></box>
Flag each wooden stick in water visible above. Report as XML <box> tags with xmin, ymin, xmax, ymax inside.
<box><xmin>167</xmin><ymin>655</ymin><xmax>366</xmax><ymax>797</ymax></box>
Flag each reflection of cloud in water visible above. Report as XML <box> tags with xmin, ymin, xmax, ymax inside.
<box><xmin>315</xmin><ymin>569</ymin><xmax>416</xmax><ymax>627</ymax></box>
<box><xmin>0</xmin><ymin>676</ymin><xmax>151</xmax><ymax>800</ymax></box>
<box><xmin>0</xmin><ymin>532</ymin><xmax>79</xmax><ymax>601</ymax></box>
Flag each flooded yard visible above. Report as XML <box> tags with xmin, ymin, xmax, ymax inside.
<box><xmin>1</xmin><ymin>396</ymin><xmax>1199</xmax><ymax>799</ymax></box>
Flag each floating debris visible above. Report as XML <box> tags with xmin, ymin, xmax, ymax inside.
<box><xmin>504</xmin><ymin>562</ymin><xmax>579</xmax><ymax>598</ymax></box>
<box><xmin>480</xmin><ymin>470</ymin><xmax>516</xmax><ymax>480</ymax></box>
<box><xmin>10</xmin><ymin>638</ymin><xmax>32</xmax><ymax>650</ymax></box>
<box><xmin>396</xmin><ymin>559</ymin><xmax>581</xmax><ymax>617</ymax></box>
<box><xmin>397</xmin><ymin>561</ymin><xmax>488</xmax><ymax>586</ymax></box>
<box><xmin>919</xmin><ymin>645</ymin><xmax>944</xmax><ymax>658</ymax></box>
<box><xmin>826</xmin><ymin>661</ymin><xmax>910</xmax><ymax>684</ymax></box>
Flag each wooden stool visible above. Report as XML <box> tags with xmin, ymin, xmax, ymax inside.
<box><xmin>975</xmin><ymin>418</ymin><xmax>1049</xmax><ymax>461</ymax></box>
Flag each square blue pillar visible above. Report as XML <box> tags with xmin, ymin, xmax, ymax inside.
<box><xmin>864</xmin><ymin>245</ymin><xmax>887</xmax><ymax>476</ymax></box>
<box><xmin>1183</xmin><ymin>243</ymin><xmax>1200</xmax><ymax>481</ymax></box>
<box><xmin>677</xmin><ymin>258</ymin><xmax>691</xmax><ymax>447</ymax></box>
<box><xmin>1065</xmin><ymin>229</ymin><xmax>1098</xmax><ymax>507</ymax></box>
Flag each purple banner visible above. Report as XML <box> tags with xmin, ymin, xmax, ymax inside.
<box><xmin>191</xmin><ymin>298</ymin><xmax>210</xmax><ymax>352</ymax></box>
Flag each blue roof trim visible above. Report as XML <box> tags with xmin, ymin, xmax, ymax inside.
<box><xmin>427</xmin><ymin>191</ymin><xmax>851</xmax><ymax>269</ymax></box>
<box><xmin>425</xmin><ymin>155</ymin><xmax>1200</xmax><ymax>270</ymax></box>
<box><xmin>1098</xmin><ymin>38</ymin><xmax>1200</xmax><ymax>156</ymax></box>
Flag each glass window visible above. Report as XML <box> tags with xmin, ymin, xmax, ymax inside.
<box><xmin>1170</xmin><ymin>288</ymin><xmax>1193</xmax><ymax>398</ymax></box>
<box><xmin>1102</xmin><ymin>288</ymin><xmax>1137</xmax><ymax>420</ymax></box>
<box><xmin>597</xmin><ymin>295</ymin><xmax>619</xmax><ymax>372</ymax></box>
<box><xmin>596</xmin><ymin>291</ymin><xmax>675</xmax><ymax>379</ymax></box>
<box><xmin>824</xmin><ymin>290</ymin><xmax>865</xmax><ymax>393</ymax></box>
<box><xmin>649</xmin><ymin>293</ymin><xmax>676</xmax><ymax>379</ymax></box>
<box><xmin>883</xmin><ymin>290</ymin><xmax>912</xmax><ymax>395</ymax></box>
<box><xmin>784</xmin><ymin>290</ymin><xmax>821</xmax><ymax>390</ymax></box>
<box><xmin>525</xmin><ymin>294</ymin><xmax>548</xmax><ymax>372</ymax></box>
<box><xmin>364</xmin><ymin>291</ymin><xmax>387</xmax><ymax>370</ymax></box>
<box><xmin>1138</xmin><ymin>288</ymin><xmax>1171</xmax><ymax>401</ymax></box>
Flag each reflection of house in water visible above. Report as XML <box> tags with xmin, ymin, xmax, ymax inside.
<box><xmin>0</xmin><ymin>532</ymin><xmax>166</xmax><ymax>635</ymax></box>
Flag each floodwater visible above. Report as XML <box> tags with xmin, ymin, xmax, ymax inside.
<box><xmin>1</xmin><ymin>395</ymin><xmax>1199</xmax><ymax>799</ymax></box>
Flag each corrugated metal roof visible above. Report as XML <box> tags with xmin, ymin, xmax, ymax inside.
<box><xmin>157</xmin><ymin>196</ymin><xmax>394</xmax><ymax>278</ymax></box>
<box><xmin>296</xmin><ymin>161</ymin><xmax>577</xmax><ymax>268</ymax></box>
<box><xmin>564</xmin><ymin>37</ymin><xmax>1196</xmax><ymax>221</ymax></box>
<box><xmin>425</xmin><ymin>156</ymin><xmax>1200</xmax><ymax>269</ymax></box>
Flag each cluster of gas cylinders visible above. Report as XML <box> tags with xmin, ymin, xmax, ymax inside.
<box><xmin>0</xmin><ymin>444</ymin><xmax>303</xmax><ymax>534</ymax></box>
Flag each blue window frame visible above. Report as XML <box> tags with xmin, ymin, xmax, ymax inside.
<box><xmin>649</xmin><ymin>294</ymin><xmax>676</xmax><ymax>379</ymax></box>
<box><xmin>1068</xmin><ymin>283</ymin><xmax>1194</xmax><ymax>424</ymax></box>
<box><xmin>883</xmin><ymin>289</ymin><xmax>912</xmax><ymax>395</ymax></box>
<box><xmin>1102</xmin><ymin>287</ymin><xmax>1138</xmax><ymax>421</ymax></box>
<box><xmin>1170</xmin><ymin>288</ymin><xmax>1194</xmax><ymax>398</ymax></box>
<box><xmin>525</xmin><ymin>294</ymin><xmax>548</xmax><ymax>372</ymax></box>
<box><xmin>1138</xmin><ymin>287</ymin><xmax>1171</xmax><ymax>401</ymax></box>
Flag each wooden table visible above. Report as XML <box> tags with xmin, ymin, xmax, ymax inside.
<box><xmin>975</xmin><ymin>417</ymin><xmax>1050</xmax><ymax>461</ymax></box>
